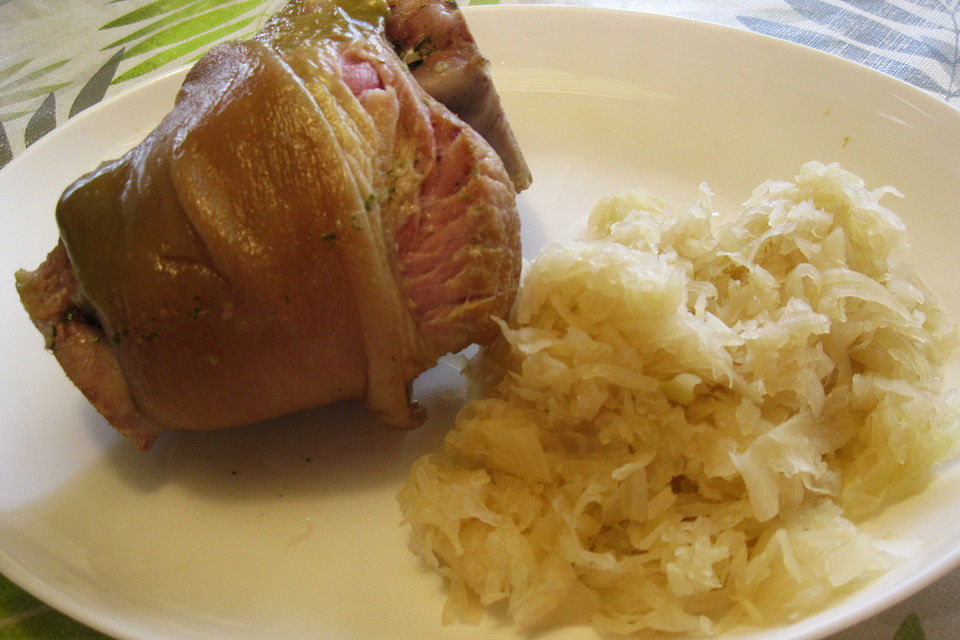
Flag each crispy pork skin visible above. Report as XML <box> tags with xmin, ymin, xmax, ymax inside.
<box><xmin>15</xmin><ymin>0</ymin><xmax>524</xmax><ymax>448</ymax></box>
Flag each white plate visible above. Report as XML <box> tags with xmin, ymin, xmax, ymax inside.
<box><xmin>2</xmin><ymin>6</ymin><xmax>960</xmax><ymax>640</ymax></box>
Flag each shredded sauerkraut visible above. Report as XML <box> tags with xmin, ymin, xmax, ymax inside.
<box><xmin>397</xmin><ymin>162</ymin><xmax>960</xmax><ymax>635</ymax></box>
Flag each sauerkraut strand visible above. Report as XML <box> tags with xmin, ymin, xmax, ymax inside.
<box><xmin>397</xmin><ymin>161</ymin><xmax>960</xmax><ymax>635</ymax></box>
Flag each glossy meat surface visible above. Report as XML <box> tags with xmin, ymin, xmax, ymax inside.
<box><xmin>16</xmin><ymin>0</ymin><xmax>523</xmax><ymax>447</ymax></box>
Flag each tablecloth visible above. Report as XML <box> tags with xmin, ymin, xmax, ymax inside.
<box><xmin>1</xmin><ymin>0</ymin><xmax>958</xmax><ymax>639</ymax></box>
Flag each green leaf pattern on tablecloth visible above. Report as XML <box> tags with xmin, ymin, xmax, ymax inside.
<box><xmin>0</xmin><ymin>0</ymin><xmax>956</xmax><ymax>637</ymax></box>
<box><xmin>894</xmin><ymin>613</ymin><xmax>927</xmax><ymax>640</ymax></box>
<box><xmin>0</xmin><ymin>59</ymin><xmax>71</xmax><ymax>123</ymax></box>
<box><xmin>0</xmin><ymin>0</ymin><xmax>279</xmax><ymax>164</ymax></box>
<box><xmin>111</xmin><ymin>14</ymin><xmax>260</xmax><ymax>83</ymax></box>
<box><xmin>2</xmin><ymin>0</ymin><xmax>958</xmax><ymax>165</ymax></box>
<box><xmin>69</xmin><ymin>48</ymin><xmax>125</xmax><ymax>117</ymax></box>
<box><xmin>105</xmin><ymin>0</ymin><xmax>268</xmax><ymax>83</ymax></box>
<box><xmin>23</xmin><ymin>91</ymin><xmax>56</xmax><ymax>146</ymax></box>
<box><xmin>0</xmin><ymin>574</ymin><xmax>110</xmax><ymax>640</ymax></box>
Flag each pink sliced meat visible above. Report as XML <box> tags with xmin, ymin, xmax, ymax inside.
<box><xmin>386</xmin><ymin>0</ymin><xmax>532</xmax><ymax>192</ymax></box>
<box><xmin>15</xmin><ymin>0</ymin><xmax>525</xmax><ymax>448</ymax></box>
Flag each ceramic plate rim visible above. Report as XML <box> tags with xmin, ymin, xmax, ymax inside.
<box><xmin>2</xmin><ymin>6</ymin><xmax>960</xmax><ymax>640</ymax></box>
